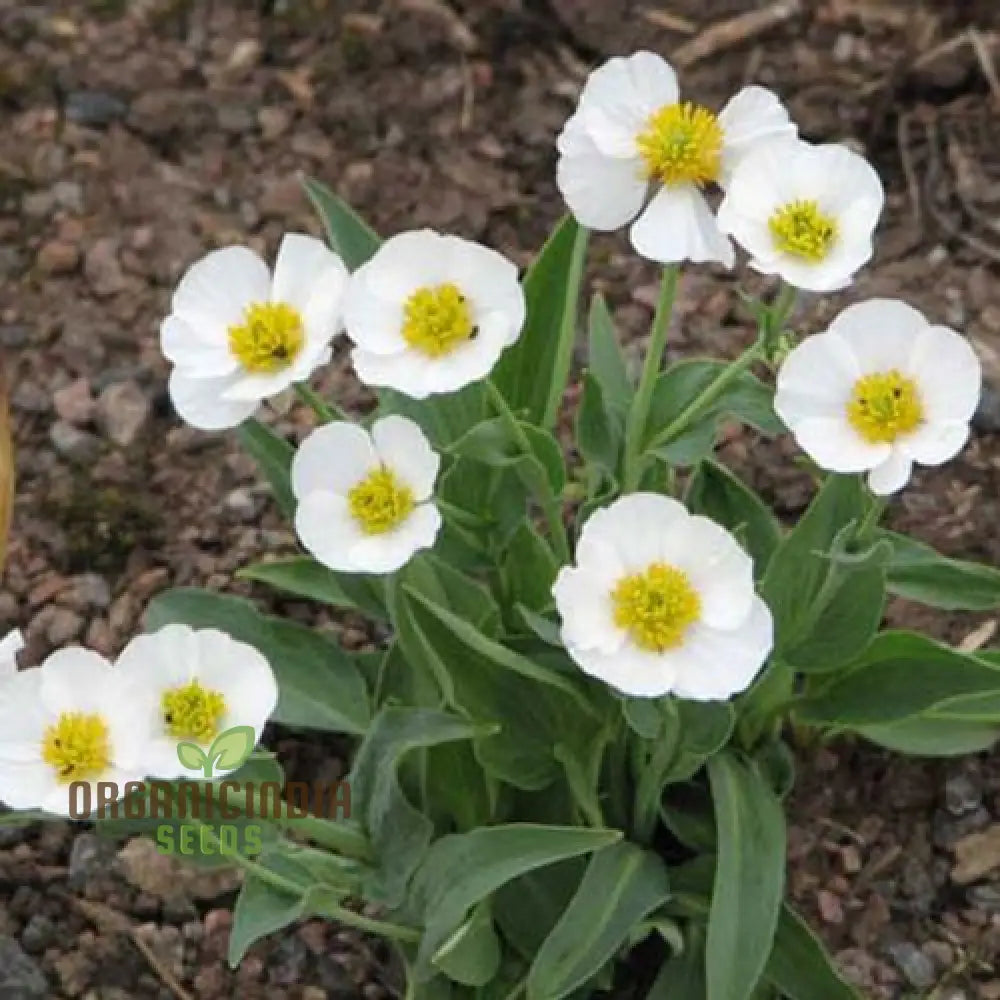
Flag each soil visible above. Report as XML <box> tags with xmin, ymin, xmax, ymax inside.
<box><xmin>1</xmin><ymin>0</ymin><xmax>1000</xmax><ymax>997</ymax></box>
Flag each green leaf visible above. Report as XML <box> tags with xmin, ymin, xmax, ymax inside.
<box><xmin>503</xmin><ymin>522</ymin><xmax>560</xmax><ymax>615</ymax></box>
<box><xmin>348</xmin><ymin>707</ymin><xmax>481</xmax><ymax>906</ymax></box>
<box><xmin>857</xmin><ymin>715</ymin><xmax>1000</xmax><ymax>756</ymax></box>
<box><xmin>302</xmin><ymin>176</ymin><xmax>381</xmax><ymax>269</ymax></box>
<box><xmin>587</xmin><ymin>293</ymin><xmax>633</xmax><ymax>415</ymax></box>
<box><xmin>492</xmin><ymin>215</ymin><xmax>587</xmax><ymax>427</ymax></box>
<box><xmin>145</xmin><ymin>589</ymin><xmax>371</xmax><ymax>734</ymax></box>
<box><xmin>528</xmin><ymin>842</ymin><xmax>671</xmax><ymax>1000</ymax></box>
<box><xmin>706</xmin><ymin>752</ymin><xmax>787</xmax><ymax>1000</ymax></box>
<box><xmin>576</xmin><ymin>372</ymin><xmax>623</xmax><ymax>475</ymax></box>
<box><xmin>410</xmin><ymin>824</ymin><xmax>621</xmax><ymax>981</ymax></box>
<box><xmin>236</xmin><ymin>419</ymin><xmax>296</xmax><ymax>519</ymax></box>
<box><xmin>379</xmin><ymin>382</ymin><xmax>487</xmax><ymax>451</ymax></box>
<box><xmin>176</xmin><ymin>742</ymin><xmax>207</xmax><ymax>772</ymax></box>
<box><xmin>797</xmin><ymin>631</ymin><xmax>1000</xmax><ymax>727</ymax></box>
<box><xmin>432</xmin><ymin>901</ymin><xmax>502</xmax><ymax>987</ymax></box>
<box><xmin>667</xmin><ymin>700</ymin><xmax>736</xmax><ymax>784</ymax></box>
<box><xmin>209</xmin><ymin>725</ymin><xmax>257</xmax><ymax>772</ymax></box>
<box><xmin>765</xmin><ymin>904</ymin><xmax>861</xmax><ymax>1000</ymax></box>
<box><xmin>879</xmin><ymin>530</ymin><xmax>1000</xmax><ymax>610</ymax></box>
<box><xmin>647</xmin><ymin>938</ymin><xmax>707</xmax><ymax>999</ymax></box>
<box><xmin>686</xmin><ymin>460</ymin><xmax>782</xmax><ymax>576</ymax></box>
<box><xmin>239</xmin><ymin>556</ymin><xmax>387</xmax><ymax>619</ymax></box>
<box><xmin>760</xmin><ymin>475</ymin><xmax>867</xmax><ymax>656</ymax></box>
<box><xmin>644</xmin><ymin>360</ymin><xmax>783</xmax><ymax>467</ymax></box>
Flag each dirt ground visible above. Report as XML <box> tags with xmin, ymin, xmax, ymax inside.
<box><xmin>1</xmin><ymin>0</ymin><xmax>1000</xmax><ymax>997</ymax></box>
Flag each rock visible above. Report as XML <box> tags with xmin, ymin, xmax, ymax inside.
<box><xmin>118</xmin><ymin>838</ymin><xmax>241</xmax><ymax>901</ymax></box>
<box><xmin>945</xmin><ymin>772</ymin><xmax>982</xmax><ymax>816</ymax></box>
<box><xmin>967</xmin><ymin>883</ymin><xmax>1000</xmax><ymax>913</ymax></box>
<box><xmin>216</xmin><ymin>103</ymin><xmax>256</xmax><ymax>134</ymax></box>
<box><xmin>887</xmin><ymin>941</ymin><xmax>935</xmax><ymax>991</ymax></box>
<box><xmin>53</xmin><ymin>378</ymin><xmax>95</xmax><ymax>425</ymax></box>
<box><xmin>161</xmin><ymin>893</ymin><xmax>197</xmax><ymax>925</ymax></box>
<box><xmin>259</xmin><ymin>176</ymin><xmax>305</xmax><ymax>220</ymax></box>
<box><xmin>68</xmin><ymin>833</ymin><xmax>119</xmax><ymax>890</ymax></box>
<box><xmin>270</xmin><ymin>935</ymin><xmax>309</xmax><ymax>985</ymax></box>
<box><xmin>52</xmin><ymin>180</ymin><xmax>84</xmax><ymax>213</ymax></box>
<box><xmin>224</xmin><ymin>487</ymin><xmax>263</xmax><ymax>521</ymax></box>
<box><xmin>259</xmin><ymin>106</ymin><xmax>292</xmax><ymax>140</ymax></box>
<box><xmin>0</xmin><ymin>324</ymin><xmax>30</xmax><ymax>348</ymax></box>
<box><xmin>54</xmin><ymin>949</ymin><xmax>93</xmax><ymax>997</ymax></box>
<box><xmin>19</xmin><ymin>915</ymin><xmax>55</xmax><ymax>955</ymax></box>
<box><xmin>64</xmin><ymin>90</ymin><xmax>128</xmax><ymax>127</ymax></box>
<box><xmin>952</xmin><ymin>824</ymin><xmax>1000</xmax><ymax>884</ymax></box>
<box><xmin>61</xmin><ymin>574</ymin><xmax>112</xmax><ymax>611</ymax></box>
<box><xmin>34</xmin><ymin>606</ymin><xmax>83</xmax><ymax>645</ymax></box>
<box><xmin>22</xmin><ymin>191</ymin><xmax>54</xmax><ymax>218</ymax></box>
<box><xmin>49</xmin><ymin>421</ymin><xmax>102</xmax><ymax>464</ymax></box>
<box><xmin>0</xmin><ymin>936</ymin><xmax>48</xmax><ymax>999</ymax></box>
<box><xmin>95</xmin><ymin>381</ymin><xmax>150</xmax><ymax>447</ymax></box>
<box><xmin>84</xmin><ymin>238</ymin><xmax>126</xmax><ymax>297</ymax></box>
<box><xmin>227</xmin><ymin>38</ymin><xmax>262</xmax><ymax>72</ymax></box>
<box><xmin>36</xmin><ymin>240</ymin><xmax>80</xmax><ymax>275</ymax></box>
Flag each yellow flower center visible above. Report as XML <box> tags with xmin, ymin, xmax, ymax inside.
<box><xmin>768</xmin><ymin>200</ymin><xmax>838</xmax><ymax>262</ymax></box>
<box><xmin>401</xmin><ymin>283</ymin><xmax>475</xmax><ymax>358</ymax></box>
<box><xmin>348</xmin><ymin>466</ymin><xmax>415</xmax><ymax>535</ymax></box>
<box><xmin>41</xmin><ymin>712</ymin><xmax>111</xmax><ymax>784</ymax></box>
<box><xmin>636</xmin><ymin>102</ymin><xmax>723</xmax><ymax>186</ymax></box>
<box><xmin>847</xmin><ymin>370</ymin><xmax>924</xmax><ymax>444</ymax></box>
<box><xmin>228</xmin><ymin>301</ymin><xmax>305</xmax><ymax>373</ymax></box>
<box><xmin>162</xmin><ymin>680</ymin><xmax>228</xmax><ymax>743</ymax></box>
<box><xmin>611</xmin><ymin>562</ymin><xmax>702</xmax><ymax>653</ymax></box>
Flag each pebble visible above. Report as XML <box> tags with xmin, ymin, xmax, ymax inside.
<box><xmin>52</xmin><ymin>180</ymin><xmax>84</xmax><ymax>213</ymax></box>
<box><xmin>19</xmin><ymin>915</ymin><xmax>55</xmax><ymax>955</ymax></box>
<box><xmin>50</xmin><ymin>421</ymin><xmax>102</xmax><ymax>464</ymax></box>
<box><xmin>224</xmin><ymin>487</ymin><xmax>263</xmax><ymax>521</ymax></box>
<box><xmin>887</xmin><ymin>940</ymin><xmax>935</xmax><ymax>991</ymax></box>
<box><xmin>64</xmin><ymin>90</ymin><xmax>128</xmax><ymax>127</ymax></box>
<box><xmin>68</xmin><ymin>833</ymin><xmax>119</xmax><ymax>890</ymax></box>
<box><xmin>34</xmin><ymin>606</ymin><xmax>83</xmax><ymax>645</ymax></box>
<box><xmin>952</xmin><ymin>824</ymin><xmax>1000</xmax><ymax>884</ymax></box>
<box><xmin>0</xmin><ymin>324</ymin><xmax>30</xmax><ymax>348</ymax></box>
<box><xmin>945</xmin><ymin>773</ymin><xmax>982</xmax><ymax>816</ymax></box>
<box><xmin>84</xmin><ymin>238</ymin><xmax>126</xmax><ymax>298</ymax></box>
<box><xmin>269</xmin><ymin>936</ymin><xmax>309</xmax><ymax>985</ymax></box>
<box><xmin>0</xmin><ymin>935</ymin><xmax>48</xmax><ymax>1000</ymax></box>
<box><xmin>967</xmin><ymin>883</ymin><xmax>1000</xmax><ymax>913</ymax></box>
<box><xmin>53</xmin><ymin>378</ymin><xmax>95</xmax><ymax>425</ymax></box>
<box><xmin>216</xmin><ymin>103</ymin><xmax>256</xmax><ymax>134</ymax></box>
<box><xmin>54</xmin><ymin>949</ymin><xmax>93</xmax><ymax>997</ymax></box>
<box><xmin>61</xmin><ymin>574</ymin><xmax>112</xmax><ymax>612</ymax></box>
<box><xmin>36</xmin><ymin>240</ymin><xmax>80</xmax><ymax>275</ymax></box>
<box><xmin>96</xmin><ymin>380</ymin><xmax>151</xmax><ymax>447</ymax></box>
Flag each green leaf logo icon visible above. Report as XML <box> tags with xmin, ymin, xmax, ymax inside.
<box><xmin>175</xmin><ymin>725</ymin><xmax>257</xmax><ymax>779</ymax></box>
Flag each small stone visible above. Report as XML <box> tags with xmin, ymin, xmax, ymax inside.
<box><xmin>258</xmin><ymin>106</ymin><xmax>292</xmax><ymax>140</ymax></box>
<box><xmin>887</xmin><ymin>941</ymin><xmax>935</xmax><ymax>991</ymax></box>
<box><xmin>946</xmin><ymin>772</ymin><xmax>982</xmax><ymax>816</ymax></box>
<box><xmin>952</xmin><ymin>824</ymin><xmax>1000</xmax><ymax>884</ymax></box>
<box><xmin>95</xmin><ymin>380</ymin><xmax>150</xmax><ymax>447</ymax></box>
<box><xmin>84</xmin><ymin>237</ymin><xmax>126</xmax><ymax>297</ymax></box>
<box><xmin>53</xmin><ymin>378</ymin><xmax>95</xmax><ymax>425</ymax></box>
<box><xmin>269</xmin><ymin>936</ymin><xmax>309</xmax><ymax>985</ymax></box>
<box><xmin>161</xmin><ymin>893</ymin><xmax>197</xmax><ymax>925</ymax></box>
<box><xmin>0</xmin><ymin>324</ymin><xmax>30</xmax><ymax>348</ymax></box>
<box><xmin>52</xmin><ymin>180</ymin><xmax>84</xmax><ymax>213</ymax></box>
<box><xmin>22</xmin><ymin>191</ymin><xmax>54</xmax><ymax>218</ymax></box>
<box><xmin>36</xmin><ymin>240</ymin><xmax>79</xmax><ymax>275</ymax></box>
<box><xmin>816</xmin><ymin>888</ymin><xmax>844</xmax><ymax>924</ymax></box>
<box><xmin>61</xmin><ymin>574</ymin><xmax>111</xmax><ymax>611</ymax></box>
<box><xmin>68</xmin><ymin>833</ymin><xmax>119</xmax><ymax>890</ymax></box>
<box><xmin>50</xmin><ymin>421</ymin><xmax>102</xmax><ymax>464</ymax></box>
<box><xmin>216</xmin><ymin>103</ymin><xmax>255</xmax><ymax>134</ymax></box>
<box><xmin>0</xmin><ymin>935</ymin><xmax>48</xmax><ymax>999</ymax></box>
<box><xmin>224</xmin><ymin>487</ymin><xmax>262</xmax><ymax>521</ymax></box>
<box><xmin>64</xmin><ymin>90</ymin><xmax>128</xmax><ymax>127</ymax></box>
<box><xmin>227</xmin><ymin>38</ymin><xmax>262</xmax><ymax>72</ymax></box>
<box><xmin>259</xmin><ymin>176</ymin><xmax>304</xmax><ymax>220</ymax></box>
<box><xmin>967</xmin><ymin>883</ymin><xmax>1000</xmax><ymax>913</ymax></box>
<box><xmin>54</xmin><ymin>949</ymin><xmax>94</xmax><ymax>997</ymax></box>
<box><xmin>35</xmin><ymin>606</ymin><xmax>83</xmax><ymax>645</ymax></box>
<box><xmin>19</xmin><ymin>916</ymin><xmax>55</xmax><ymax>955</ymax></box>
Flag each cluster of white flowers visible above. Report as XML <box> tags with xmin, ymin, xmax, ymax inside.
<box><xmin>142</xmin><ymin>48</ymin><xmax>982</xmax><ymax>708</ymax></box>
<box><xmin>0</xmin><ymin>626</ymin><xmax>277</xmax><ymax>816</ymax></box>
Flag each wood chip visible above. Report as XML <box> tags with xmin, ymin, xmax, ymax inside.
<box><xmin>639</xmin><ymin>7</ymin><xmax>698</xmax><ymax>34</ymax></box>
<box><xmin>673</xmin><ymin>0</ymin><xmax>802</xmax><ymax>68</ymax></box>
<box><xmin>951</xmin><ymin>824</ymin><xmax>1000</xmax><ymax>885</ymax></box>
<box><xmin>959</xmin><ymin>619</ymin><xmax>998</xmax><ymax>653</ymax></box>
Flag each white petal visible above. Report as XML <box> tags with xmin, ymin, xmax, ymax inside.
<box><xmin>908</xmin><ymin>324</ymin><xmax>982</xmax><ymax>423</ymax></box>
<box><xmin>827</xmin><ymin>298</ymin><xmax>927</xmax><ymax>372</ymax></box>
<box><xmin>775</xmin><ymin>332</ymin><xmax>859</xmax><ymax>426</ymax></box>
<box><xmin>579</xmin><ymin>492</ymin><xmax>688</xmax><ymax>572</ymax></box>
<box><xmin>161</xmin><ymin>315</ymin><xmax>237</xmax><ymax>377</ymax></box>
<box><xmin>168</xmin><ymin>368</ymin><xmax>258</xmax><ymax>430</ymax></box>
<box><xmin>271</xmin><ymin>233</ymin><xmax>346</xmax><ymax>316</ymax></box>
<box><xmin>868</xmin><ymin>451</ymin><xmax>913</xmax><ymax>495</ymax></box>
<box><xmin>343</xmin><ymin>269</ymin><xmax>407</xmax><ymax>356</ymax></box>
<box><xmin>346</xmin><ymin>503</ymin><xmax>441</xmax><ymax>574</ymax></box>
<box><xmin>671</xmin><ymin>596</ymin><xmax>773</xmax><ymax>701</ymax></box>
<box><xmin>295</xmin><ymin>492</ymin><xmax>368</xmax><ymax>572</ymax></box>
<box><xmin>0</xmin><ymin>761</ymin><xmax>56</xmax><ymax>811</ymax></box>
<box><xmin>792</xmin><ymin>417</ymin><xmax>890</xmax><ymax>472</ymax></box>
<box><xmin>171</xmin><ymin>246</ymin><xmax>271</xmax><ymax>333</ymax></box>
<box><xmin>557</xmin><ymin>113</ymin><xmax>647</xmax><ymax>230</ymax></box>
<box><xmin>291</xmin><ymin>422</ymin><xmax>378</xmax><ymax>500</ymax></box>
<box><xmin>900</xmin><ymin>421</ymin><xmax>970</xmax><ymax>465</ymax></box>
<box><xmin>717</xmin><ymin>86</ymin><xmax>797</xmax><ymax>185</ymax></box>
<box><xmin>552</xmin><ymin>564</ymin><xmax>624</xmax><ymax>656</ymax></box>
<box><xmin>38</xmin><ymin>648</ymin><xmax>118</xmax><ymax>717</ymax></box>
<box><xmin>0</xmin><ymin>668</ymin><xmax>47</xmax><ymax>749</ymax></box>
<box><xmin>630</xmin><ymin>186</ymin><xmax>734</xmax><ymax>267</ymax></box>
<box><xmin>0</xmin><ymin>630</ymin><xmax>23</xmax><ymax>676</ymax></box>
<box><xmin>577</xmin><ymin>51</ymin><xmax>679</xmax><ymax>159</ymax></box>
<box><xmin>663</xmin><ymin>516</ymin><xmax>755</xmax><ymax>629</ymax></box>
<box><xmin>443</xmin><ymin>237</ymin><xmax>526</xmax><ymax>346</ymax></box>
<box><xmin>566</xmin><ymin>640</ymin><xmax>680</xmax><ymax>699</ymax></box>
<box><xmin>371</xmin><ymin>416</ymin><xmax>440</xmax><ymax>502</ymax></box>
<box><xmin>355</xmin><ymin>230</ymin><xmax>450</xmax><ymax>301</ymax></box>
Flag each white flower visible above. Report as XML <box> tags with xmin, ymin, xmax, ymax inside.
<box><xmin>0</xmin><ymin>647</ymin><xmax>145</xmax><ymax>815</ymax></box>
<box><xmin>716</xmin><ymin>138</ymin><xmax>884</xmax><ymax>291</ymax></box>
<box><xmin>774</xmin><ymin>299</ymin><xmax>981</xmax><ymax>495</ymax></box>
<box><xmin>292</xmin><ymin>415</ymin><xmax>442</xmax><ymax>574</ymax></box>
<box><xmin>0</xmin><ymin>629</ymin><xmax>23</xmax><ymax>677</ymax></box>
<box><xmin>162</xmin><ymin>233</ymin><xmax>348</xmax><ymax>430</ymax></box>
<box><xmin>555</xmin><ymin>50</ymin><xmax>796</xmax><ymax>266</ymax></box>
<box><xmin>343</xmin><ymin>230</ymin><xmax>526</xmax><ymax>398</ymax></box>
<box><xmin>553</xmin><ymin>494</ymin><xmax>773</xmax><ymax>700</ymax></box>
<box><xmin>115</xmin><ymin>624</ymin><xmax>278</xmax><ymax>780</ymax></box>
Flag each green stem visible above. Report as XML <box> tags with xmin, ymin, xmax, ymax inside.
<box><xmin>632</xmin><ymin>702</ymin><xmax>680</xmax><ymax>844</ymax></box>
<box><xmin>295</xmin><ymin>382</ymin><xmax>346</xmax><ymax>422</ymax></box>
<box><xmin>857</xmin><ymin>492</ymin><xmax>888</xmax><ymax>542</ymax></box>
<box><xmin>280</xmin><ymin>814</ymin><xmax>374</xmax><ymax>862</ymax></box>
<box><xmin>767</xmin><ymin>283</ymin><xmax>798</xmax><ymax>339</ymax></box>
<box><xmin>542</xmin><ymin>223</ymin><xmax>591</xmax><ymax>430</ymax></box>
<box><xmin>485</xmin><ymin>380</ymin><xmax>571</xmax><ymax>563</ymax></box>
<box><xmin>622</xmin><ymin>265</ymin><xmax>680</xmax><ymax>492</ymax></box>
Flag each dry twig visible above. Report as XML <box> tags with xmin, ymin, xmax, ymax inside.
<box><xmin>672</xmin><ymin>0</ymin><xmax>801</xmax><ymax>69</ymax></box>
<box><xmin>639</xmin><ymin>7</ymin><xmax>698</xmax><ymax>34</ymax></box>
